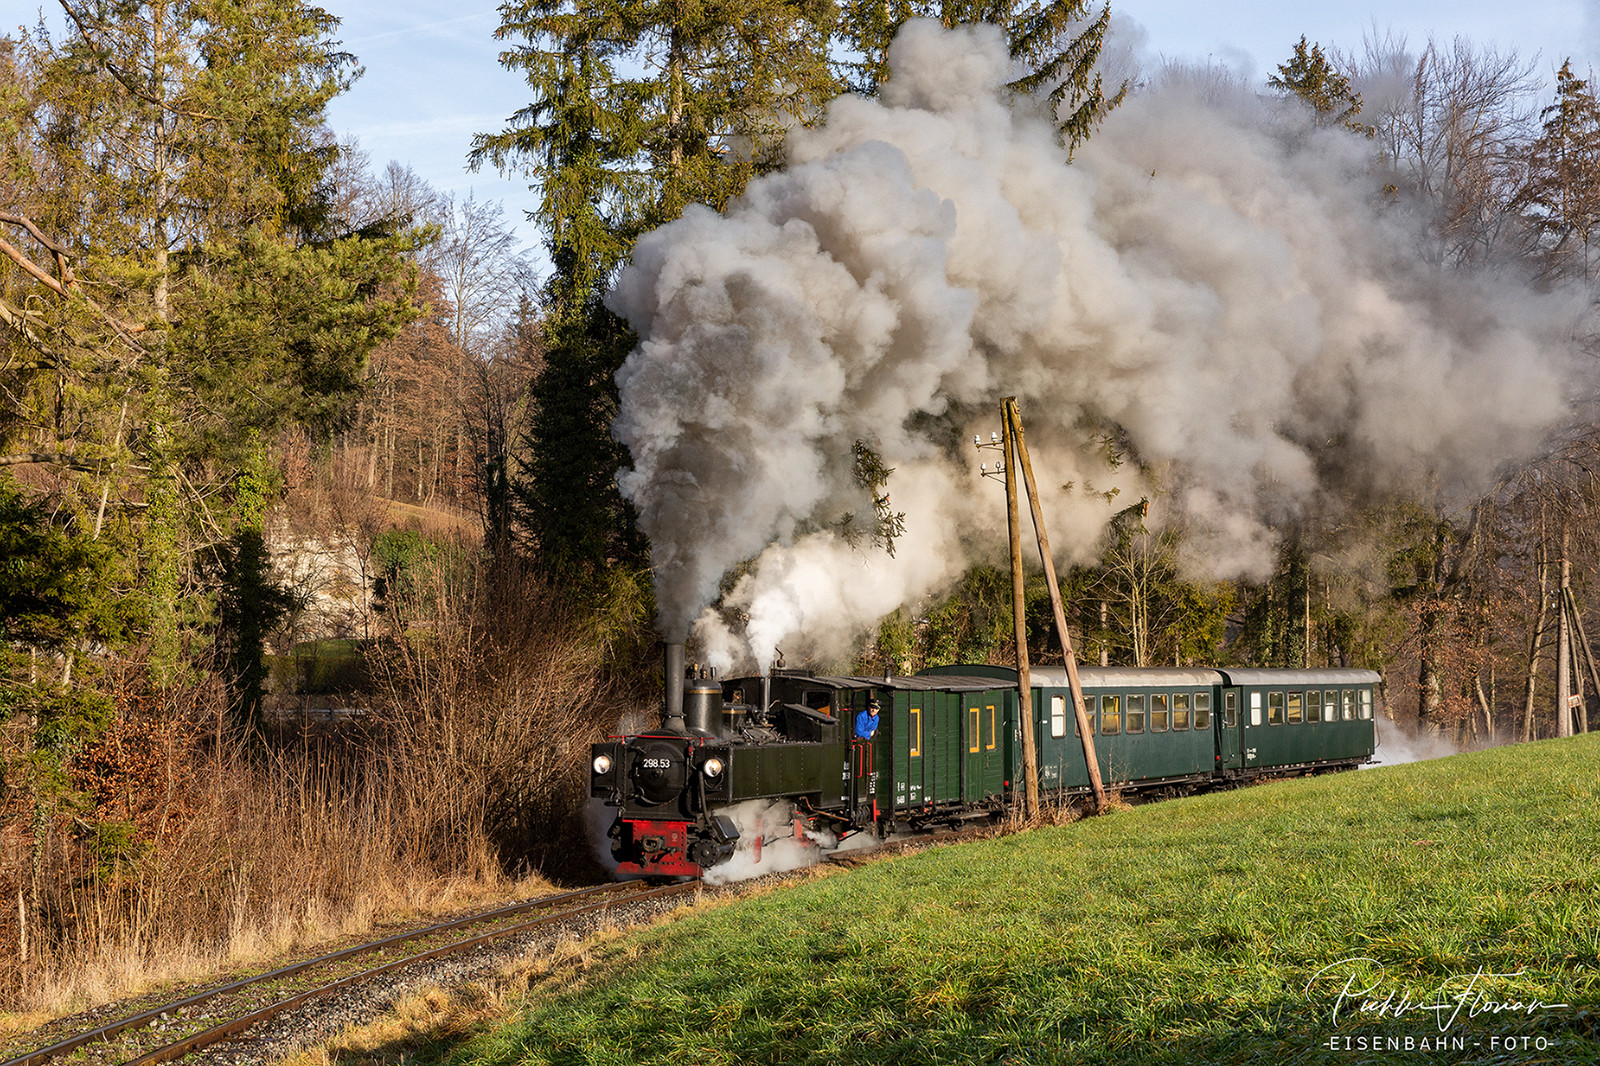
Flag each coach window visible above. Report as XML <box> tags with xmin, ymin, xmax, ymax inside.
<box><xmin>1126</xmin><ymin>694</ymin><xmax>1146</xmax><ymax>734</ymax></box>
<box><xmin>1100</xmin><ymin>695</ymin><xmax>1121</xmax><ymax>735</ymax></box>
<box><xmin>1174</xmin><ymin>692</ymin><xmax>1191</xmax><ymax>731</ymax></box>
<box><xmin>1225</xmin><ymin>691</ymin><xmax>1238</xmax><ymax>727</ymax></box>
<box><xmin>1051</xmin><ymin>695</ymin><xmax>1067</xmax><ymax>739</ymax></box>
<box><xmin>1359</xmin><ymin>690</ymin><xmax>1373</xmax><ymax>720</ymax></box>
<box><xmin>1306</xmin><ymin>689</ymin><xmax>1321</xmax><ymax>724</ymax></box>
<box><xmin>1341</xmin><ymin>690</ymin><xmax>1355</xmax><ymax>721</ymax></box>
<box><xmin>1268</xmin><ymin>691</ymin><xmax>1284</xmax><ymax>725</ymax></box>
<box><xmin>1249</xmin><ymin>692</ymin><xmax>1262</xmax><ymax>726</ymax></box>
<box><xmin>1151</xmin><ymin>693</ymin><xmax>1169</xmax><ymax>732</ymax></box>
<box><xmin>1194</xmin><ymin>692</ymin><xmax>1212</xmax><ymax>730</ymax></box>
<box><xmin>1287</xmin><ymin>691</ymin><xmax>1303</xmax><ymax>724</ymax></box>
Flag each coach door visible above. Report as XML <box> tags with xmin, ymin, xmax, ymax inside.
<box><xmin>850</xmin><ymin>732</ymin><xmax>876</xmax><ymax>813</ymax></box>
<box><xmin>1217</xmin><ymin>687</ymin><xmax>1243</xmax><ymax>770</ymax></box>
<box><xmin>963</xmin><ymin>694</ymin><xmax>1004</xmax><ymax>801</ymax></box>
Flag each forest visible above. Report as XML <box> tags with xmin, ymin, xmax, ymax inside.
<box><xmin>3</xmin><ymin>0</ymin><xmax>1600</xmax><ymax>1010</ymax></box>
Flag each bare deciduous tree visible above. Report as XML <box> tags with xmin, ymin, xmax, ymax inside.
<box><xmin>1346</xmin><ymin>31</ymin><xmax>1541</xmax><ymax>268</ymax></box>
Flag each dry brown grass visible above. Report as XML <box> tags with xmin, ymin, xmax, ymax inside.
<box><xmin>998</xmin><ymin>793</ymin><xmax>1090</xmax><ymax>836</ymax></box>
<box><xmin>1096</xmin><ymin>788</ymin><xmax>1135</xmax><ymax>814</ymax></box>
<box><xmin>0</xmin><ymin>558</ymin><xmax>622</xmax><ymax>1025</ymax></box>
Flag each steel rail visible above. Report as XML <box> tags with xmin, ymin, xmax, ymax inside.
<box><xmin>120</xmin><ymin>879</ymin><xmax>699</xmax><ymax>1066</ymax></box>
<box><xmin>1</xmin><ymin>880</ymin><xmax>680</xmax><ymax>1066</ymax></box>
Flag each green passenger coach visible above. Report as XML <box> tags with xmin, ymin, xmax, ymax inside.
<box><xmin>592</xmin><ymin>650</ymin><xmax>1380</xmax><ymax>878</ymax></box>
<box><xmin>920</xmin><ymin>664</ymin><xmax>1378</xmax><ymax>798</ymax></box>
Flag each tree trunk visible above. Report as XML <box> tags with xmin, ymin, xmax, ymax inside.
<box><xmin>1417</xmin><ymin>597</ymin><xmax>1445</xmax><ymax>732</ymax></box>
<box><xmin>28</xmin><ymin>787</ymin><xmax>47</xmax><ymax>969</ymax></box>
<box><xmin>1304</xmin><ymin>555</ymin><xmax>1312</xmax><ymax>667</ymax></box>
<box><xmin>1523</xmin><ymin>543</ymin><xmax>1550</xmax><ymax>742</ymax></box>
<box><xmin>1475</xmin><ymin>672</ymin><xmax>1494</xmax><ymax>740</ymax></box>
<box><xmin>1557</xmin><ymin>527</ymin><xmax>1574</xmax><ymax>738</ymax></box>
<box><xmin>1416</xmin><ymin>506</ymin><xmax>1485</xmax><ymax>732</ymax></box>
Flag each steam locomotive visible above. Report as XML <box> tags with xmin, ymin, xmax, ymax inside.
<box><xmin>589</xmin><ymin>643</ymin><xmax>1378</xmax><ymax>877</ymax></box>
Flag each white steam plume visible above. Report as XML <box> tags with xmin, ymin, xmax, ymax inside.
<box><xmin>702</xmin><ymin>799</ymin><xmax>878</xmax><ymax>884</ymax></box>
<box><xmin>1366</xmin><ymin>716</ymin><xmax>1500</xmax><ymax>768</ymax></box>
<box><xmin>610</xmin><ymin>20</ymin><xmax>1586</xmax><ymax>670</ymax></box>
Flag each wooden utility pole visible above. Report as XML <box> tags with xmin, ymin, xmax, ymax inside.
<box><xmin>1002</xmin><ymin>404</ymin><xmax>1040</xmax><ymax>819</ymax></box>
<box><xmin>1558</xmin><ymin>527</ymin><xmax>1575</xmax><ymax>738</ymax></box>
<box><xmin>1004</xmin><ymin>398</ymin><xmax>1106</xmax><ymax>812</ymax></box>
<box><xmin>1564</xmin><ymin>586</ymin><xmax>1595</xmax><ymax>733</ymax></box>
<box><xmin>1303</xmin><ymin>560</ymin><xmax>1312</xmax><ymax>668</ymax></box>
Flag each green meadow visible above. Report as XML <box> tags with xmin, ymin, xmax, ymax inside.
<box><xmin>447</xmin><ymin>737</ymin><xmax>1600</xmax><ymax>1065</ymax></box>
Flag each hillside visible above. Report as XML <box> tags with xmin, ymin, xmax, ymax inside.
<box><xmin>423</xmin><ymin>737</ymin><xmax>1600</xmax><ymax>1066</ymax></box>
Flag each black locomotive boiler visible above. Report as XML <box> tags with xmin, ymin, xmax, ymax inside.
<box><xmin>590</xmin><ymin>644</ymin><xmax>1378</xmax><ymax>878</ymax></box>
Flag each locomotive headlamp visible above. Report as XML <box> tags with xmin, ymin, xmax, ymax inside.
<box><xmin>593</xmin><ymin>754</ymin><xmax>613</xmax><ymax>774</ymax></box>
<box><xmin>702</xmin><ymin>757</ymin><xmax>725</xmax><ymax>778</ymax></box>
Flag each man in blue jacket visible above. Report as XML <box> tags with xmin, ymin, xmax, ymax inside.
<box><xmin>855</xmin><ymin>697</ymin><xmax>881</xmax><ymax>740</ymax></box>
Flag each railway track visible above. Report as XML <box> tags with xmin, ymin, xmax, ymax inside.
<box><xmin>1</xmin><ymin>879</ymin><xmax>699</xmax><ymax>1066</ymax></box>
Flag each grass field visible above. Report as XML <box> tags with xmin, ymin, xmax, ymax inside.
<box><xmin>344</xmin><ymin>735</ymin><xmax>1600</xmax><ymax>1066</ymax></box>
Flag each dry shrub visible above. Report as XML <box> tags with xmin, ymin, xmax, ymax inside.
<box><xmin>1095</xmin><ymin>788</ymin><xmax>1134</xmax><ymax>814</ymax></box>
<box><xmin>0</xmin><ymin>549</ymin><xmax>623</xmax><ymax>1016</ymax></box>
<box><xmin>0</xmin><ymin>673</ymin><xmax>472</xmax><ymax>1014</ymax></box>
<box><xmin>0</xmin><ymin>623</ymin><xmax>602</xmax><ymax>1012</ymax></box>
<box><xmin>996</xmin><ymin>784</ymin><xmax>1114</xmax><ymax>835</ymax></box>
<box><xmin>368</xmin><ymin>552</ymin><xmax>623</xmax><ymax>880</ymax></box>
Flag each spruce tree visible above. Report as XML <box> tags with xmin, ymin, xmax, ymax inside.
<box><xmin>837</xmin><ymin>0</ymin><xmax>1125</xmax><ymax>151</ymax></box>
<box><xmin>474</xmin><ymin>0</ymin><xmax>838</xmax><ymax>585</ymax></box>
<box><xmin>1519</xmin><ymin>59</ymin><xmax>1600</xmax><ymax>281</ymax></box>
<box><xmin>1268</xmin><ymin>35</ymin><xmax>1368</xmax><ymax>132</ymax></box>
<box><xmin>3</xmin><ymin>1</ymin><xmax>421</xmax><ymax>700</ymax></box>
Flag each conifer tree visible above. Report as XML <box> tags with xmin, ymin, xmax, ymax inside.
<box><xmin>3</xmin><ymin>1</ymin><xmax>422</xmax><ymax>702</ymax></box>
<box><xmin>1268</xmin><ymin>35</ymin><xmax>1369</xmax><ymax>132</ymax></box>
<box><xmin>473</xmin><ymin>0</ymin><xmax>838</xmax><ymax>584</ymax></box>
<box><xmin>837</xmin><ymin>0</ymin><xmax>1125</xmax><ymax>151</ymax></box>
<box><xmin>1519</xmin><ymin>59</ymin><xmax>1600</xmax><ymax>281</ymax></box>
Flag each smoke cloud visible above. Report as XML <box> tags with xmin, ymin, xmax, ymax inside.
<box><xmin>609</xmin><ymin>20</ymin><xmax>1586</xmax><ymax>671</ymax></box>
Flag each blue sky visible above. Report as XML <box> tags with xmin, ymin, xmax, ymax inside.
<box><xmin>315</xmin><ymin>0</ymin><xmax>1597</xmax><ymax>262</ymax></box>
<box><xmin>13</xmin><ymin>0</ymin><xmax>1598</xmax><ymax>258</ymax></box>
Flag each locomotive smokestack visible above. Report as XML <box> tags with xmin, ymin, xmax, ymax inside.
<box><xmin>662</xmin><ymin>642</ymin><xmax>687</xmax><ymax>733</ymax></box>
